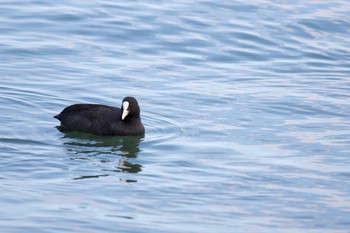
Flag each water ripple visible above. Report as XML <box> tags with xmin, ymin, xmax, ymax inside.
<box><xmin>1</xmin><ymin>0</ymin><xmax>350</xmax><ymax>232</ymax></box>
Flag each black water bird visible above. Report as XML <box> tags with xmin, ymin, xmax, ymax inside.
<box><xmin>54</xmin><ymin>96</ymin><xmax>145</xmax><ymax>136</ymax></box>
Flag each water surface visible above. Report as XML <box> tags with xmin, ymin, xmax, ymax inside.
<box><xmin>1</xmin><ymin>0</ymin><xmax>350</xmax><ymax>232</ymax></box>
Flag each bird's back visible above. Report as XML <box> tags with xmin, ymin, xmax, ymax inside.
<box><xmin>55</xmin><ymin>104</ymin><xmax>121</xmax><ymax>135</ymax></box>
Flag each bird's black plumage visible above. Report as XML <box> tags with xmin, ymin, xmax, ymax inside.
<box><xmin>54</xmin><ymin>97</ymin><xmax>144</xmax><ymax>136</ymax></box>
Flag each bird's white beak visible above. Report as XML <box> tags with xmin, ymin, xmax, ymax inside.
<box><xmin>122</xmin><ymin>101</ymin><xmax>129</xmax><ymax>120</ymax></box>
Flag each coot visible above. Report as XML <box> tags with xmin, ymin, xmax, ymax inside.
<box><xmin>54</xmin><ymin>96</ymin><xmax>145</xmax><ymax>136</ymax></box>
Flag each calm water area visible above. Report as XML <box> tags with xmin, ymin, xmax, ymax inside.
<box><xmin>0</xmin><ymin>0</ymin><xmax>350</xmax><ymax>232</ymax></box>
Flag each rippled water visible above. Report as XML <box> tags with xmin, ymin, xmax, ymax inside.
<box><xmin>1</xmin><ymin>0</ymin><xmax>350</xmax><ymax>232</ymax></box>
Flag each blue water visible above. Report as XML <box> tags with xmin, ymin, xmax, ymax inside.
<box><xmin>1</xmin><ymin>0</ymin><xmax>350</xmax><ymax>232</ymax></box>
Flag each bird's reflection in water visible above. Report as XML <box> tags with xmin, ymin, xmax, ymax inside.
<box><xmin>58</xmin><ymin>128</ymin><xmax>143</xmax><ymax>181</ymax></box>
